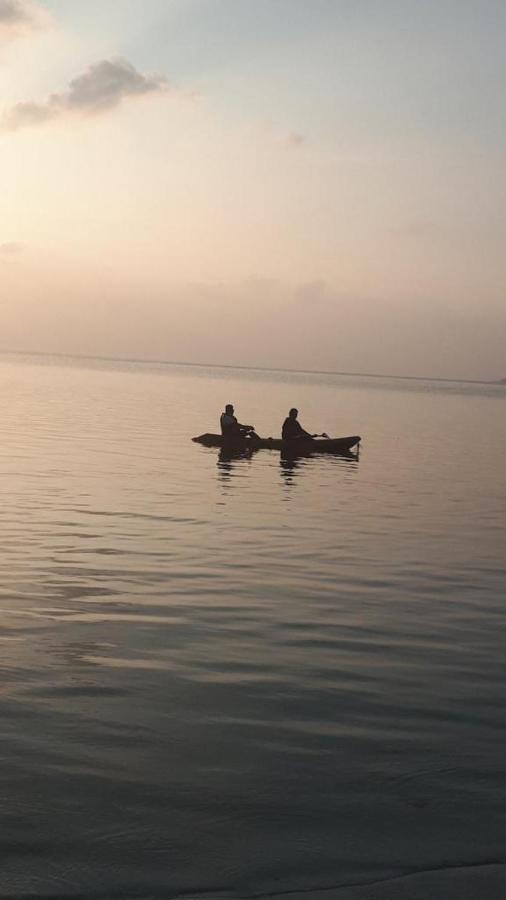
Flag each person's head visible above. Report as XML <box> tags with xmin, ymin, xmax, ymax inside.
<box><xmin>225</xmin><ymin>404</ymin><xmax>234</xmax><ymax>415</ymax></box>
<box><xmin>289</xmin><ymin>408</ymin><xmax>298</xmax><ymax>419</ymax></box>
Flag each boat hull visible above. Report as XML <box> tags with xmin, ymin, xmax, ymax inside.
<box><xmin>192</xmin><ymin>433</ymin><xmax>361</xmax><ymax>454</ymax></box>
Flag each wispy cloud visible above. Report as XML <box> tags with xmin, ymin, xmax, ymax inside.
<box><xmin>286</xmin><ymin>131</ymin><xmax>306</xmax><ymax>149</ymax></box>
<box><xmin>294</xmin><ymin>280</ymin><xmax>327</xmax><ymax>303</ymax></box>
<box><xmin>253</xmin><ymin>122</ymin><xmax>308</xmax><ymax>151</ymax></box>
<box><xmin>0</xmin><ymin>0</ymin><xmax>47</xmax><ymax>37</ymax></box>
<box><xmin>0</xmin><ymin>241</ymin><xmax>24</xmax><ymax>256</ymax></box>
<box><xmin>392</xmin><ymin>220</ymin><xmax>440</xmax><ymax>239</ymax></box>
<box><xmin>2</xmin><ymin>58</ymin><xmax>168</xmax><ymax>131</ymax></box>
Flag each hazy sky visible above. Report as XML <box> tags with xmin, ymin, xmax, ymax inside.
<box><xmin>1</xmin><ymin>0</ymin><xmax>504</xmax><ymax>378</ymax></box>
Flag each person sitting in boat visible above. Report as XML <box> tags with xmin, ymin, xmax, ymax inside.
<box><xmin>220</xmin><ymin>404</ymin><xmax>259</xmax><ymax>441</ymax></box>
<box><xmin>282</xmin><ymin>408</ymin><xmax>318</xmax><ymax>441</ymax></box>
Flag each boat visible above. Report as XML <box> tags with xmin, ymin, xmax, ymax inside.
<box><xmin>192</xmin><ymin>433</ymin><xmax>361</xmax><ymax>454</ymax></box>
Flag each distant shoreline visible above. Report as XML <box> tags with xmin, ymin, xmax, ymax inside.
<box><xmin>0</xmin><ymin>347</ymin><xmax>504</xmax><ymax>387</ymax></box>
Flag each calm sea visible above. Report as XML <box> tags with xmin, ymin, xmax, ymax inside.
<box><xmin>1</xmin><ymin>352</ymin><xmax>505</xmax><ymax>898</ymax></box>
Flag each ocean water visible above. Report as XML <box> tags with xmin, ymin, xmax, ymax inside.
<box><xmin>1</xmin><ymin>352</ymin><xmax>505</xmax><ymax>899</ymax></box>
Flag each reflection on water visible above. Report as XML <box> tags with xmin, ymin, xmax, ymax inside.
<box><xmin>279</xmin><ymin>448</ymin><xmax>360</xmax><ymax>494</ymax></box>
<box><xmin>0</xmin><ymin>352</ymin><xmax>505</xmax><ymax>898</ymax></box>
<box><xmin>217</xmin><ymin>444</ymin><xmax>360</xmax><ymax>497</ymax></box>
<box><xmin>217</xmin><ymin>445</ymin><xmax>256</xmax><ymax>472</ymax></box>
<box><xmin>216</xmin><ymin>447</ymin><xmax>257</xmax><ymax>497</ymax></box>
<box><xmin>279</xmin><ymin>452</ymin><xmax>302</xmax><ymax>489</ymax></box>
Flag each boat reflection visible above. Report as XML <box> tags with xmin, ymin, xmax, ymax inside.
<box><xmin>279</xmin><ymin>453</ymin><xmax>303</xmax><ymax>489</ymax></box>
<box><xmin>216</xmin><ymin>446</ymin><xmax>258</xmax><ymax>491</ymax></box>
<box><xmin>280</xmin><ymin>450</ymin><xmax>360</xmax><ymax>498</ymax></box>
<box><xmin>215</xmin><ymin>443</ymin><xmax>360</xmax><ymax>498</ymax></box>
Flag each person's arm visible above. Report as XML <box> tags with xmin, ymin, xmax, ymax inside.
<box><xmin>295</xmin><ymin>421</ymin><xmax>314</xmax><ymax>438</ymax></box>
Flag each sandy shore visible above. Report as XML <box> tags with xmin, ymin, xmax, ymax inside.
<box><xmin>264</xmin><ymin>864</ymin><xmax>506</xmax><ymax>900</ymax></box>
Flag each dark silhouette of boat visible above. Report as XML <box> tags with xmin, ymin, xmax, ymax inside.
<box><xmin>193</xmin><ymin>433</ymin><xmax>361</xmax><ymax>454</ymax></box>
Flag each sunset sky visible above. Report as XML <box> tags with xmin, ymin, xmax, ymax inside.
<box><xmin>1</xmin><ymin>0</ymin><xmax>504</xmax><ymax>379</ymax></box>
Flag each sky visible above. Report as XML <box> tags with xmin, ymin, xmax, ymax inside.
<box><xmin>1</xmin><ymin>0</ymin><xmax>504</xmax><ymax>379</ymax></box>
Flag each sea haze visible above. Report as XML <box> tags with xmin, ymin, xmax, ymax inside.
<box><xmin>1</xmin><ymin>352</ymin><xmax>505</xmax><ymax>898</ymax></box>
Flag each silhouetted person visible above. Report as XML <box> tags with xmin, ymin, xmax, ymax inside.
<box><xmin>220</xmin><ymin>404</ymin><xmax>260</xmax><ymax>442</ymax></box>
<box><xmin>282</xmin><ymin>408</ymin><xmax>318</xmax><ymax>441</ymax></box>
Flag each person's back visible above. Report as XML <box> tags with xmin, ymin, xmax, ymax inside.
<box><xmin>220</xmin><ymin>404</ymin><xmax>239</xmax><ymax>436</ymax></box>
<box><xmin>282</xmin><ymin>416</ymin><xmax>305</xmax><ymax>440</ymax></box>
<box><xmin>282</xmin><ymin>408</ymin><xmax>312</xmax><ymax>440</ymax></box>
<box><xmin>220</xmin><ymin>404</ymin><xmax>260</xmax><ymax>443</ymax></box>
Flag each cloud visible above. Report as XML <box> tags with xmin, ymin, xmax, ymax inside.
<box><xmin>0</xmin><ymin>0</ymin><xmax>46</xmax><ymax>36</ymax></box>
<box><xmin>294</xmin><ymin>280</ymin><xmax>328</xmax><ymax>303</ymax></box>
<box><xmin>254</xmin><ymin>122</ymin><xmax>307</xmax><ymax>150</ymax></box>
<box><xmin>2</xmin><ymin>58</ymin><xmax>168</xmax><ymax>131</ymax></box>
<box><xmin>0</xmin><ymin>241</ymin><xmax>24</xmax><ymax>256</ymax></box>
<box><xmin>392</xmin><ymin>220</ymin><xmax>440</xmax><ymax>239</ymax></box>
<box><xmin>286</xmin><ymin>131</ymin><xmax>306</xmax><ymax>149</ymax></box>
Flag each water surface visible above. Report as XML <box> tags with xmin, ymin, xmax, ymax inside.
<box><xmin>1</xmin><ymin>352</ymin><xmax>505</xmax><ymax>898</ymax></box>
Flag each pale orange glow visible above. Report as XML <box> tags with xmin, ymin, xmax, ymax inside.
<box><xmin>1</xmin><ymin>1</ymin><xmax>505</xmax><ymax>379</ymax></box>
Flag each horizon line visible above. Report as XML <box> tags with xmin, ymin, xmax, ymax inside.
<box><xmin>0</xmin><ymin>347</ymin><xmax>503</xmax><ymax>386</ymax></box>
